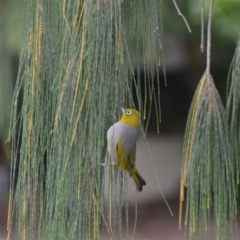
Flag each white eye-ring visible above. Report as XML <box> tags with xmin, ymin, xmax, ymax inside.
<box><xmin>126</xmin><ymin>110</ymin><xmax>132</xmax><ymax>115</ymax></box>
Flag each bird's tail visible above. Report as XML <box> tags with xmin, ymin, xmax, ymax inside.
<box><xmin>132</xmin><ymin>167</ymin><xmax>146</xmax><ymax>192</ymax></box>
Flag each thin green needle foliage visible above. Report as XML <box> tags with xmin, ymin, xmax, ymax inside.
<box><xmin>226</xmin><ymin>37</ymin><xmax>240</xmax><ymax>186</ymax></box>
<box><xmin>180</xmin><ymin>73</ymin><xmax>237</xmax><ymax>240</ymax></box>
<box><xmin>7</xmin><ymin>0</ymin><xmax>164</xmax><ymax>240</ymax></box>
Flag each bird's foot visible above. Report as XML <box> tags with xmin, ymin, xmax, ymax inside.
<box><xmin>100</xmin><ymin>162</ymin><xmax>115</xmax><ymax>167</ymax></box>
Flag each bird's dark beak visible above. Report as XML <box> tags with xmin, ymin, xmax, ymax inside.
<box><xmin>120</xmin><ymin>106</ymin><xmax>125</xmax><ymax>113</ymax></box>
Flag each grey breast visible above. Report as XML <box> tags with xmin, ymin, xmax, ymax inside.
<box><xmin>107</xmin><ymin>122</ymin><xmax>139</xmax><ymax>164</ymax></box>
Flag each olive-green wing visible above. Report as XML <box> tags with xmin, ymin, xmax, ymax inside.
<box><xmin>116</xmin><ymin>138</ymin><xmax>136</xmax><ymax>173</ymax></box>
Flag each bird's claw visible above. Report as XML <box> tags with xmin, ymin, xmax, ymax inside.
<box><xmin>100</xmin><ymin>163</ymin><xmax>108</xmax><ymax>167</ymax></box>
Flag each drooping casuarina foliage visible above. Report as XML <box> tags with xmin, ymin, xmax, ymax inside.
<box><xmin>7</xmin><ymin>1</ymin><xmax>163</xmax><ymax>239</ymax></box>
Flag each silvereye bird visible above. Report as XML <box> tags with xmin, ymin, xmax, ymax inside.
<box><xmin>107</xmin><ymin>107</ymin><xmax>146</xmax><ymax>191</ymax></box>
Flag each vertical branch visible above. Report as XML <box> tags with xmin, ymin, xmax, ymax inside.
<box><xmin>200</xmin><ymin>0</ymin><xmax>205</xmax><ymax>52</ymax></box>
<box><xmin>206</xmin><ymin>0</ymin><xmax>214</xmax><ymax>74</ymax></box>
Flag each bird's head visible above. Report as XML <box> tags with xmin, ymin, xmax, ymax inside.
<box><xmin>119</xmin><ymin>107</ymin><xmax>141</xmax><ymax>128</ymax></box>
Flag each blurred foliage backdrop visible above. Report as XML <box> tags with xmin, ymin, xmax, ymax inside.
<box><xmin>1</xmin><ymin>0</ymin><xmax>239</xmax><ymax>139</ymax></box>
<box><xmin>0</xmin><ymin>0</ymin><xmax>240</xmax><ymax>240</ymax></box>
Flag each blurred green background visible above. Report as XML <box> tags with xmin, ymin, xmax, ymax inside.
<box><xmin>0</xmin><ymin>0</ymin><xmax>239</xmax><ymax>239</ymax></box>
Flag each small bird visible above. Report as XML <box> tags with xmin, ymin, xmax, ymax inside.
<box><xmin>106</xmin><ymin>107</ymin><xmax>146</xmax><ymax>191</ymax></box>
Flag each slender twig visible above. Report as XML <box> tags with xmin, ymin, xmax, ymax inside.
<box><xmin>200</xmin><ymin>0</ymin><xmax>205</xmax><ymax>52</ymax></box>
<box><xmin>206</xmin><ymin>0</ymin><xmax>214</xmax><ymax>74</ymax></box>
<box><xmin>172</xmin><ymin>0</ymin><xmax>191</xmax><ymax>33</ymax></box>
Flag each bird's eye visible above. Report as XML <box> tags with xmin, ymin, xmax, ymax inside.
<box><xmin>126</xmin><ymin>110</ymin><xmax>132</xmax><ymax>115</ymax></box>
